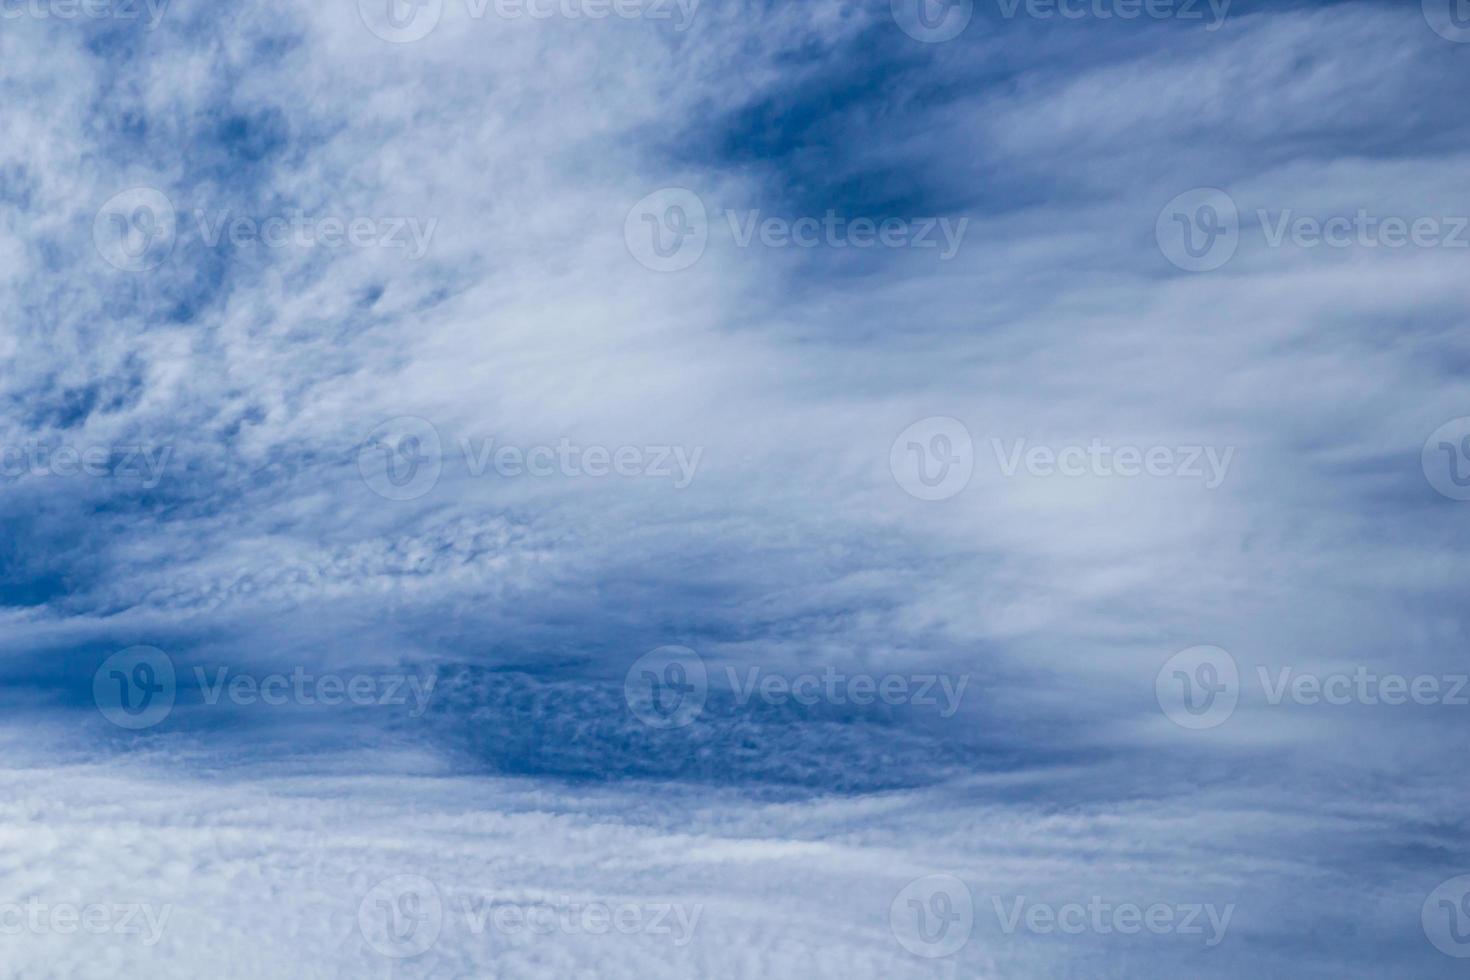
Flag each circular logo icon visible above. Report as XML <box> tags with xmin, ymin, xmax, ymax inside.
<box><xmin>358</xmin><ymin>0</ymin><xmax>443</xmax><ymax>42</ymax></box>
<box><xmin>890</xmin><ymin>417</ymin><xmax>974</xmax><ymax>501</ymax></box>
<box><xmin>1156</xmin><ymin>188</ymin><xmax>1239</xmax><ymax>273</ymax></box>
<box><xmin>623</xmin><ymin>645</ymin><xmax>708</xmax><ymax>729</ymax></box>
<box><xmin>1424</xmin><ymin>875</ymin><xmax>1470</xmax><ymax>957</ymax></box>
<box><xmin>93</xmin><ymin>646</ymin><xmax>176</xmax><ymax>730</ymax></box>
<box><xmin>891</xmin><ymin>0</ymin><xmax>973</xmax><ymax>43</ymax></box>
<box><xmin>1424</xmin><ymin>0</ymin><xmax>1470</xmax><ymax>43</ymax></box>
<box><xmin>1156</xmin><ymin>645</ymin><xmax>1239</xmax><ymax>730</ymax></box>
<box><xmin>1422</xmin><ymin>418</ymin><xmax>1470</xmax><ymax>501</ymax></box>
<box><xmin>358</xmin><ymin>416</ymin><xmax>443</xmax><ymax>501</ymax></box>
<box><xmin>624</xmin><ymin>188</ymin><xmax>708</xmax><ymax>273</ymax></box>
<box><xmin>890</xmin><ymin>874</ymin><xmax>974</xmax><ymax>958</ymax></box>
<box><xmin>358</xmin><ymin>874</ymin><xmax>443</xmax><ymax>959</ymax></box>
<box><xmin>93</xmin><ymin>187</ymin><xmax>176</xmax><ymax>272</ymax></box>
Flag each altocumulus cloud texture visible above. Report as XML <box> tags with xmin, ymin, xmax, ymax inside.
<box><xmin>2</xmin><ymin>0</ymin><xmax>1470</xmax><ymax>976</ymax></box>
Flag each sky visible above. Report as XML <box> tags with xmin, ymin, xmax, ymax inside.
<box><xmin>1</xmin><ymin>0</ymin><xmax>1469</xmax><ymax>976</ymax></box>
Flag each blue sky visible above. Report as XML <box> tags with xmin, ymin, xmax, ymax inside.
<box><xmin>1</xmin><ymin>0</ymin><xmax>1469</xmax><ymax>976</ymax></box>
